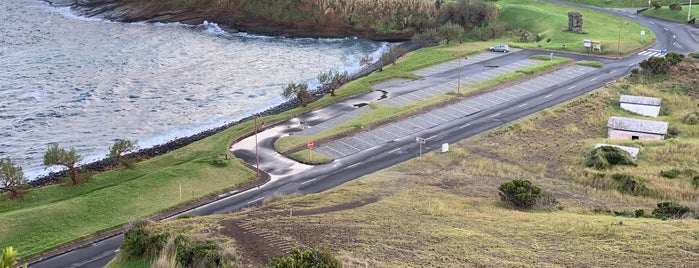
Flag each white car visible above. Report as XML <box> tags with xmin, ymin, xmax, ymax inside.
<box><xmin>489</xmin><ymin>44</ymin><xmax>510</xmax><ymax>53</ymax></box>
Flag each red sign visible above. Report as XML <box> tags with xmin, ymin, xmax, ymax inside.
<box><xmin>308</xmin><ymin>141</ymin><xmax>314</xmax><ymax>149</ymax></box>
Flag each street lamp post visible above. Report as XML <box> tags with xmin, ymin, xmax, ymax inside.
<box><xmin>689</xmin><ymin>0</ymin><xmax>693</xmax><ymax>23</ymax></box>
<box><xmin>453</xmin><ymin>51</ymin><xmax>462</xmax><ymax>95</ymax></box>
<box><xmin>254</xmin><ymin>115</ymin><xmax>265</xmax><ymax>178</ymax></box>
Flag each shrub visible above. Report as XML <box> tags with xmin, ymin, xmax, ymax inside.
<box><xmin>635</xmin><ymin>209</ymin><xmax>646</xmax><ymax>218</ymax></box>
<box><xmin>268</xmin><ymin>248</ymin><xmax>341</xmax><ymax>268</ymax></box>
<box><xmin>174</xmin><ymin>236</ymin><xmax>233</xmax><ymax>268</ymax></box>
<box><xmin>652</xmin><ymin>202</ymin><xmax>690</xmax><ymax>219</ymax></box>
<box><xmin>585</xmin><ymin>146</ymin><xmax>636</xmax><ymax>170</ymax></box>
<box><xmin>669</xmin><ymin>3</ymin><xmax>682</xmax><ymax>11</ymax></box>
<box><xmin>612</xmin><ymin>173</ymin><xmax>649</xmax><ymax>196</ymax></box>
<box><xmin>666</xmin><ymin>126</ymin><xmax>680</xmax><ymax>138</ymax></box>
<box><xmin>682</xmin><ymin>112</ymin><xmax>699</xmax><ymax>125</ymax></box>
<box><xmin>121</xmin><ymin>219</ymin><xmax>168</xmax><ymax>260</ymax></box>
<box><xmin>437</xmin><ymin>22</ymin><xmax>465</xmax><ymax>44</ymax></box>
<box><xmin>660</xmin><ymin>168</ymin><xmax>681</xmax><ymax>179</ymax></box>
<box><xmin>498</xmin><ymin>179</ymin><xmax>557</xmax><ymax>210</ymax></box>
<box><xmin>692</xmin><ymin>175</ymin><xmax>699</xmax><ymax>188</ymax></box>
<box><xmin>412</xmin><ymin>28</ymin><xmax>440</xmax><ymax>42</ymax></box>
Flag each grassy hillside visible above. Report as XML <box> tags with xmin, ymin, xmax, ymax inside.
<box><xmin>497</xmin><ymin>0</ymin><xmax>655</xmax><ymax>54</ymax></box>
<box><xmin>115</xmin><ymin>58</ymin><xmax>699</xmax><ymax>267</ymax></box>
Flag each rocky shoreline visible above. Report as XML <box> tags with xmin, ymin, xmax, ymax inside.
<box><xmin>29</xmin><ymin>40</ymin><xmax>434</xmax><ymax>188</ymax></box>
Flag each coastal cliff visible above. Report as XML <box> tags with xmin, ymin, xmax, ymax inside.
<box><xmin>47</xmin><ymin>0</ymin><xmax>441</xmax><ymax>41</ymax></box>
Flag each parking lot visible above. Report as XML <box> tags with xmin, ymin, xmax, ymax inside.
<box><xmin>314</xmin><ymin>64</ymin><xmax>596</xmax><ymax>159</ymax></box>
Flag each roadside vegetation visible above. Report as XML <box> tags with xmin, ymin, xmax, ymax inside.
<box><xmin>0</xmin><ymin>0</ymin><xmax>665</xmax><ymax>263</ymax></box>
<box><xmin>118</xmin><ymin>57</ymin><xmax>699</xmax><ymax>267</ymax></box>
<box><xmin>642</xmin><ymin>3</ymin><xmax>699</xmax><ymax>23</ymax></box>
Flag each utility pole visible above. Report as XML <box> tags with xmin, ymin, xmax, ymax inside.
<box><xmin>689</xmin><ymin>0</ymin><xmax>693</xmax><ymax>23</ymax></box>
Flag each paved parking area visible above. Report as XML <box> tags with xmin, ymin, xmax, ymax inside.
<box><xmin>315</xmin><ymin>65</ymin><xmax>596</xmax><ymax>159</ymax></box>
<box><xmin>380</xmin><ymin>58</ymin><xmax>539</xmax><ymax>107</ymax></box>
<box><xmin>413</xmin><ymin>50</ymin><xmax>520</xmax><ymax>77</ymax></box>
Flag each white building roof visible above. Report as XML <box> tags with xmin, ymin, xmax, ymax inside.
<box><xmin>619</xmin><ymin>95</ymin><xmax>661</xmax><ymax>106</ymax></box>
<box><xmin>595</xmin><ymin>144</ymin><xmax>640</xmax><ymax>159</ymax></box>
<box><xmin>607</xmin><ymin>116</ymin><xmax>668</xmax><ymax>134</ymax></box>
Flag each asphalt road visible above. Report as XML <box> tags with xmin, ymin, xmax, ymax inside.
<box><xmin>28</xmin><ymin>3</ymin><xmax>699</xmax><ymax>268</ymax></box>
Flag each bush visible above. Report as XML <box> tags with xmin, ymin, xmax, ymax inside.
<box><xmin>612</xmin><ymin>173</ymin><xmax>649</xmax><ymax>196</ymax></box>
<box><xmin>666</xmin><ymin>126</ymin><xmax>681</xmax><ymax>138</ymax></box>
<box><xmin>498</xmin><ymin>179</ymin><xmax>557</xmax><ymax>210</ymax></box>
<box><xmin>268</xmin><ymin>248</ymin><xmax>341</xmax><ymax>268</ymax></box>
<box><xmin>682</xmin><ymin>112</ymin><xmax>699</xmax><ymax>125</ymax></box>
<box><xmin>585</xmin><ymin>146</ymin><xmax>636</xmax><ymax>170</ymax></box>
<box><xmin>635</xmin><ymin>209</ymin><xmax>646</xmax><ymax>218</ymax></box>
<box><xmin>660</xmin><ymin>168</ymin><xmax>681</xmax><ymax>179</ymax></box>
<box><xmin>669</xmin><ymin>3</ymin><xmax>682</xmax><ymax>11</ymax></box>
<box><xmin>692</xmin><ymin>175</ymin><xmax>699</xmax><ymax>188</ymax></box>
<box><xmin>121</xmin><ymin>219</ymin><xmax>169</xmax><ymax>260</ymax></box>
<box><xmin>652</xmin><ymin>202</ymin><xmax>690</xmax><ymax>219</ymax></box>
<box><xmin>174</xmin><ymin>236</ymin><xmax>233</xmax><ymax>268</ymax></box>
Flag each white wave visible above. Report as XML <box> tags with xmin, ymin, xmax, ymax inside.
<box><xmin>199</xmin><ymin>21</ymin><xmax>230</xmax><ymax>36</ymax></box>
<box><xmin>52</xmin><ymin>6</ymin><xmax>112</xmax><ymax>23</ymax></box>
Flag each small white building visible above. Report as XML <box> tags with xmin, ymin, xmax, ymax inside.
<box><xmin>594</xmin><ymin>144</ymin><xmax>640</xmax><ymax>159</ymax></box>
<box><xmin>607</xmin><ymin>116</ymin><xmax>668</xmax><ymax>140</ymax></box>
<box><xmin>619</xmin><ymin>95</ymin><xmax>662</xmax><ymax>117</ymax></box>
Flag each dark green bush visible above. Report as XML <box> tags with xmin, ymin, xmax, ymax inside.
<box><xmin>660</xmin><ymin>168</ymin><xmax>682</xmax><ymax>179</ymax></box>
<box><xmin>498</xmin><ymin>179</ymin><xmax>557</xmax><ymax>210</ymax></box>
<box><xmin>175</xmin><ymin>236</ymin><xmax>231</xmax><ymax>268</ymax></box>
<box><xmin>666</xmin><ymin>126</ymin><xmax>681</xmax><ymax>138</ymax></box>
<box><xmin>652</xmin><ymin>202</ymin><xmax>690</xmax><ymax>219</ymax></box>
<box><xmin>683</xmin><ymin>112</ymin><xmax>699</xmax><ymax>125</ymax></box>
<box><xmin>612</xmin><ymin>173</ymin><xmax>649</xmax><ymax>196</ymax></box>
<box><xmin>585</xmin><ymin>146</ymin><xmax>636</xmax><ymax>170</ymax></box>
<box><xmin>669</xmin><ymin>3</ymin><xmax>682</xmax><ymax>11</ymax></box>
<box><xmin>635</xmin><ymin>209</ymin><xmax>645</xmax><ymax>218</ymax></box>
<box><xmin>268</xmin><ymin>248</ymin><xmax>341</xmax><ymax>268</ymax></box>
<box><xmin>121</xmin><ymin>219</ymin><xmax>168</xmax><ymax>260</ymax></box>
<box><xmin>692</xmin><ymin>175</ymin><xmax>699</xmax><ymax>188</ymax></box>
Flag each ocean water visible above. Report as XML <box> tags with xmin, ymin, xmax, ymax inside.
<box><xmin>0</xmin><ymin>0</ymin><xmax>389</xmax><ymax>179</ymax></box>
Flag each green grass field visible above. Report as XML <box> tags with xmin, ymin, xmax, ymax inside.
<box><xmin>498</xmin><ymin>0</ymin><xmax>655</xmax><ymax>54</ymax></box>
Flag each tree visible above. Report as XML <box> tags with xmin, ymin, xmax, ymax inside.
<box><xmin>498</xmin><ymin>179</ymin><xmax>557</xmax><ymax>210</ymax></box>
<box><xmin>108</xmin><ymin>139</ymin><xmax>137</xmax><ymax>167</ymax></box>
<box><xmin>43</xmin><ymin>144</ymin><xmax>83</xmax><ymax>185</ymax></box>
<box><xmin>0</xmin><ymin>158</ymin><xmax>27</xmax><ymax>199</ymax></box>
<box><xmin>282</xmin><ymin>82</ymin><xmax>312</xmax><ymax>107</ymax></box>
<box><xmin>318</xmin><ymin>70</ymin><xmax>349</xmax><ymax>96</ymax></box>
<box><xmin>437</xmin><ymin>22</ymin><xmax>464</xmax><ymax>44</ymax></box>
<box><xmin>267</xmin><ymin>248</ymin><xmax>341</xmax><ymax>268</ymax></box>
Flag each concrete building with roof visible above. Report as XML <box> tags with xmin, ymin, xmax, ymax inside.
<box><xmin>619</xmin><ymin>95</ymin><xmax>662</xmax><ymax>117</ymax></box>
<box><xmin>607</xmin><ymin>116</ymin><xmax>668</xmax><ymax>140</ymax></box>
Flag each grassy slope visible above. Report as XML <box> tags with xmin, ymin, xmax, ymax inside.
<box><xmin>642</xmin><ymin>5</ymin><xmax>699</xmax><ymax>23</ymax></box>
<box><xmin>0</xmin><ymin>126</ymin><xmax>254</xmax><ymax>258</ymax></box>
<box><xmin>499</xmin><ymin>0</ymin><xmax>655</xmax><ymax>54</ymax></box>
<box><xmin>211</xmin><ymin>60</ymin><xmax>698</xmax><ymax>267</ymax></box>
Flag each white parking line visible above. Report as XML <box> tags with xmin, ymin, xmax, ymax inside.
<box><xmin>301</xmin><ymin>178</ymin><xmax>316</xmax><ymax>185</ymax></box>
<box><xmin>649</xmin><ymin>21</ymin><xmax>655</xmax><ymax>24</ymax></box>
<box><xmin>459</xmin><ymin>123</ymin><xmax>472</xmax><ymax>129</ymax></box>
<box><xmin>347</xmin><ymin>162</ymin><xmax>362</xmax><ymax>169</ymax></box>
<box><xmin>589</xmin><ymin>77</ymin><xmax>598</xmax><ymax>81</ymax></box>
<box><xmin>567</xmin><ymin>85</ymin><xmax>576</xmax><ymax>90</ymax></box>
<box><xmin>518</xmin><ymin>103</ymin><xmax>528</xmax><ymax>108</ymax></box>
<box><xmin>427</xmin><ymin>135</ymin><xmax>438</xmax><ymax>140</ymax></box>
<box><xmin>663</xmin><ymin>27</ymin><xmax>668</xmax><ymax>31</ymax></box>
<box><xmin>388</xmin><ymin>148</ymin><xmax>400</xmax><ymax>154</ymax></box>
<box><xmin>544</xmin><ymin>94</ymin><xmax>553</xmax><ymax>98</ymax></box>
<box><xmin>490</xmin><ymin>113</ymin><xmax>501</xmax><ymax>118</ymax></box>
<box><xmin>610</xmin><ymin>70</ymin><xmax>617</xmax><ymax>74</ymax></box>
<box><xmin>247</xmin><ymin>197</ymin><xmax>264</xmax><ymax>205</ymax></box>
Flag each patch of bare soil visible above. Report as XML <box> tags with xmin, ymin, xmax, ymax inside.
<box><xmin>218</xmin><ymin>197</ymin><xmax>379</xmax><ymax>267</ymax></box>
